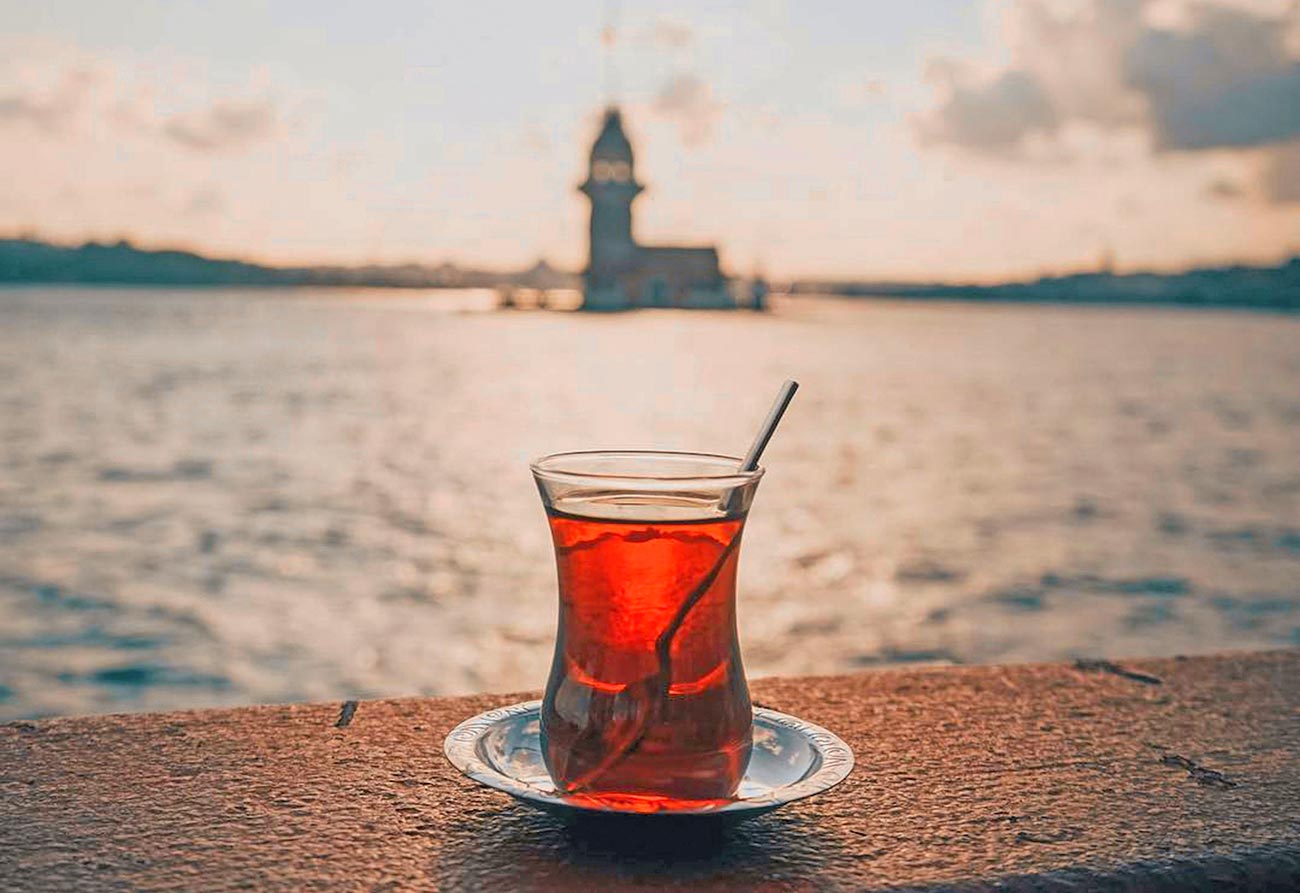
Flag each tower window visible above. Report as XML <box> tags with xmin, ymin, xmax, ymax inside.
<box><xmin>592</xmin><ymin>159</ymin><xmax>630</xmax><ymax>183</ymax></box>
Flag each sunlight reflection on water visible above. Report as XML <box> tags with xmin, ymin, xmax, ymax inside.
<box><xmin>1</xmin><ymin>287</ymin><xmax>1298</xmax><ymax>719</ymax></box>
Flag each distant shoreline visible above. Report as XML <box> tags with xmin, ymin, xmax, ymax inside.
<box><xmin>0</xmin><ymin>280</ymin><xmax>498</xmax><ymax>291</ymax></box>
<box><xmin>0</xmin><ymin>238</ymin><xmax>577</xmax><ymax>292</ymax></box>
<box><xmin>792</xmin><ymin>259</ymin><xmax>1300</xmax><ymax>313</ymax></box>
<box><xmin>3</xmin><ymin>237</ymin><xmax>1298</xmax><ymax>311</ymax></box>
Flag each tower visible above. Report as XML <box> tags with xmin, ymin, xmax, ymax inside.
<box><xmin>579</xmin><ymin>107</ymin><xmax>643</xmax><ymax>307</ymax></box>
<box><xmin>575</xmin><ymin>106</ymin><xmax>732</xmax><ymax>311</ymax></box>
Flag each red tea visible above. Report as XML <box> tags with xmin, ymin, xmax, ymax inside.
<box><xmin>540</xmin><ymin>506</ymin><xmax>753</xmax><ymax>808</ymax></box>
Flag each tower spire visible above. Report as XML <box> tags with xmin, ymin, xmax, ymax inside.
<box><xmin>600</xmin><ymin>0</ymin><xmax>622</xmax><ymax>104</ymax></box>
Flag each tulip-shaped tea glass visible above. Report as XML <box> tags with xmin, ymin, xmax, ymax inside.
<box><xmin>531</xmin><ymin>451</ymin><xmax>764</xmax><ymax>809</ymax></box>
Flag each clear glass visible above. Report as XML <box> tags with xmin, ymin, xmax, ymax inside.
<box><xmin>531</xmin><ymin>450</ymin><xmax>764</xmax><ymax>810</ymax></box>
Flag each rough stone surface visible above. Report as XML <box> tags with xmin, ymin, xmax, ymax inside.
<box><xmin>2</xmin><ymin>651</ymin><xmax>1298</xmax><ymax>892</ymax></box>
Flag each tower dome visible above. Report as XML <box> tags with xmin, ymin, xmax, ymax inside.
<box><xmin>590</xmin><ymin>107</ymin><xmax>633</xmax><ymax>163</ymax></box>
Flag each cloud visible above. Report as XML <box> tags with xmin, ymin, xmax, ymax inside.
<box><xmin>836</xmin><ymin>76</ymin><xmax>889</xmax><ymax>109</ymax></box>
<box><xmin>1</xmin><ymin>54</ymin><xmax>283</xmax><ymax>155</ymax></box>
<box><xmin>1260</xmin><ymin>140</ymin><xmax>1300</xmax><ymax>202</ymax></box>
<box><xmin>916</xmin><ymin>67</ymin><xmax>1058</xmax><ymax>153</ymax></box>
<box><xmin>1204</xmin><ymin>176</ymin><xmax>1244</xmax><ymax>200</ymax></box>
<box><xmin>163</xmin><ymin>99</ymin><xmax>278</xmax><ymax>152</ymax></box>
<box><xmin>602</xmin><ymin>18</ymin><xmax>694</xmax><ymax>51</ymax></box>
<box><xmin>519</xmin><ymin>123</ymin><xmax>550</xmax><ymax>154</ymax></box>
<box><xmin>650</xmin><ymin>20</ymin><xmax>694</xmax><ymax>49</ymax></box>
<box><xmin>0</xmin><ymin>66</ymin><xmax>102</xmax><ymax>132</ymax></box>
<box><xmin>185</xmin><ymin>187</ymin><xmax>224</xmax><ymax>216</ymax></box>
<box><xmin>652</xmin><ymin>73</ymin><xmax>722</xmax><ymax>146</ymax></box>
<box><xmin>915</xmin><ymin>0</ymin><xmax>1300</xmax><ymax>158</ymax></box>
<box><xmin>1126</xmin><ymin>4</ymin><xmax>1300</xmax><ymax>150</ymax></box>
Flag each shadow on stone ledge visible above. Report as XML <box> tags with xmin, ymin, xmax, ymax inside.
<box><xmin>434</xmin><ymin>803</ymin><xmax>849</xmax><ymax>892</ymax></box>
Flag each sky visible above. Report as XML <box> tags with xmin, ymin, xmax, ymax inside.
<box><xmin>2</xmin><ymin>0</ymin><xmax>1300</xmax><ymax>281</ymax></box>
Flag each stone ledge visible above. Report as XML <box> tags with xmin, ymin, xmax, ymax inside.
<box><xmin>2</xmin><ymin>651</ymin><xmax>1298</xmax><ymax>892</ymax></box>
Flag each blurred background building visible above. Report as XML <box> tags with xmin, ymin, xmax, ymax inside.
<box><xmin>581</xmin><ymin>107</ymin><xmax>732</xmax><ymax>310</ymax></box>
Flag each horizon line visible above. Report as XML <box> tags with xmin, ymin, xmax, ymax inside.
<box><xmin>4</xmin><ymin>230</ymin><xmax>1297</xmax><ymax>289</ymax></box>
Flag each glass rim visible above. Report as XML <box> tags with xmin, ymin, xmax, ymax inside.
<box><xmin>530</xmin><ymin>449</ymin><xmax>764</xmax><ymax>486</ymax></box>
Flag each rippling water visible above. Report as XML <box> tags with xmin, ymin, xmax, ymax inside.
<box><xmin>2</xmin><ymin>286</ymin><xmax>1298</xmax><ymax>719</ymax></box>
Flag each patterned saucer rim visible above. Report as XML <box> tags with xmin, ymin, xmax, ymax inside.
<box><xmin>443</xmin><ymin>699</ymin><xmax>855</xmax><ymax>817</ymax></box>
